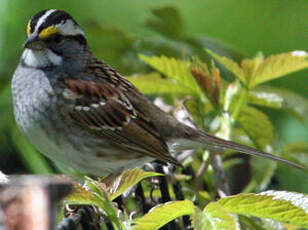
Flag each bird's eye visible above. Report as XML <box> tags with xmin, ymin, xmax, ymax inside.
<box><xmin>53</xmin><ymin>34</ymin><xmax>64</xmax><ymax>44</ymax></box>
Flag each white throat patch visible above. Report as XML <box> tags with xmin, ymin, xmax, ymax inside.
<box><xmin>22</xmin><ymin>48</ymin><xmax>62</xmax><ymax>68</ymax></box>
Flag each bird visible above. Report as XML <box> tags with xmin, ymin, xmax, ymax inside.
<box><xmin>11</xmin><ymin>9</ymin><xmax>303</xmax><ymax>176</ymax></box>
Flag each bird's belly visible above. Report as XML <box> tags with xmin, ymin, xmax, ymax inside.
<box><xmin>24</xmin><ymin>122</ymin><xmax>152</xmax><ymax>175</ymax></box>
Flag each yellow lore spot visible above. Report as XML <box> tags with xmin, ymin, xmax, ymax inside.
<box><xmin>38</xmin><ymin>26</ymin><xmax>59</xmax><ymax>39</ymax></box>
<box><xmin>26</xmin><ymin>21</ymin><xmax>31</xmax><ymax>36</ymax></box>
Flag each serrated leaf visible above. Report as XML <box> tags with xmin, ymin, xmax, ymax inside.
<box><xmin>64</xmin><ymin>183</ymin><xmax>103</xmax><ymax>206</ymax></box>
<box><xmin>139</xmin><ymin>55</ymin><xmax>202</xmax><ymax>97</ymax></box>
<box><xmin>251</xmin><ymin>51</ymin><xmax>308</xmax><ymax>87</ymax></box>
<box><xmin>194</xmin><ymin>202</ymin><xmax>240</xmax><ymax>230</ymax></box>
<box><xmin>134</xmin><ymin>200</ymin><xmax>194</xmax><ymax>230</ymax></box>
<box><xmin>105</xmin><ymin>169</ymin><xmax>162</xmax><ymax>201</ymax></box>
<box><xmin>239</xmin><ymin>215</ymin><xmax>268</xmax><ymax>230</ymax></box>
<box><xmin>207</xmin><ymin>50</ymin><xmax>308</xmax><ymax>89</ymax></box>
<box><xmin>146</xmin><ymin>6</ymin><xmax>185</xmax><ymax>39</ymax></box>
<box><xmin>249</xmin><ymin>86</ymin><xmax>308</xmax><ymax>123</ymax></box>
<box><xmin>218</xmin><ymin>190</ymin><xmax>308</xmax><ymax>228</ymax></box>
<box><xmin>65</xmin><ymin>182</ymin><xmax>125</xmax><ymax>229</ymax></box>
<box><xmin>207</xmin><ymin>49</ymin><xmax>246</xmax><ymax>85</ymax></box>
<box><xmin>127</xmin><ymin>72</ymin><xmax>191</xmax><ymax>96</ymax></box>
<box><xmin>237</xmin><ymin>106</ymin><xmax>274</xmax><ymax>149</ymax></box>
<box><xmin>241</xmin><ymin>53</ymin><xmax>264</xmax><ymax>88</ymax></box>
<box><xmin>192</xmin><ymin>207</ymin><xmax>208</xmax><ymax>230</ymax></box>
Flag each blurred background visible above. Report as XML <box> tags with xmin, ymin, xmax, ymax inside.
<box><xmin>0</xmin><ymin>0</ymin><xmax>307</xmax><ymax>192</ymax></box>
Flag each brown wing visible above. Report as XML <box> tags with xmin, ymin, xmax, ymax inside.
<box><xmin>61</xmin><ymin>77</ymin><xmax>179</xmax><ymax>165</ymax></box>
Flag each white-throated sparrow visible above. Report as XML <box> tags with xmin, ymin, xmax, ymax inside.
<box><xmin>11</xmin><ymin>9</ymin><xmax>303</xmax><ymax>175</ymax></box>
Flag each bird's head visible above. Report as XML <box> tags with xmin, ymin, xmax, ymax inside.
<box><xmin>22</xmin><ymin>9</ymin><xmax>89</xmax><ymax>70</ymax></box>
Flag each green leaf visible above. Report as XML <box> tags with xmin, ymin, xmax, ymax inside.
<box><xmin>251</xmin><ymin>51</ymin><xmax>308</xmax><ymax>87</ymax></box>
<box><xmin>239</xmin><ymin>215</ymin><xmax>268</xmax><ymax>230</ymax></box>
<box><xmin>207</xmin><ymin>49</ymin><xmax>246</xmax><ymax>85</ymax></box>
<box><xmin>139</xmin><ymin>55</ymin><xmax>202</xmax><ymax>97</ymax></box>
<box><xmin>247</xmin><ymin>157</ymin><xmax>277</xmax><ymax>192</ymax></box>
<box><xmin>237</xmin><ymin>106</ymin><xmax>274</xmax><ymax>149</ymax></box>
<box><xmin>276</xmin><ymin>142</ymin><xmax>308</xmax><ymax>193</ymax></box>
<box><xmin>249</xmin><ymin>86</ymin><xmax>308</xmax><ymax>123</ymax></box>
<box><xmin>241</xmin><ymin>52</ymin><xmax>264</xmax><ymax>88</ymax></box>
<box><xmin>218</xmin><ymin>191</ymin><xmax>308</xmax><ymax>228</ymax></box>
<box><xmin>134</xmin><ymin>200</ymin><xmax>194</xmax><ymax>230</ymax></box>
<box><xmin>192</xmin><ymin>207</ymin><xmax>208</xmax><ymax>230</ymax></box>
<box><xmin>127</xmin><ymin>72</ymin><xmax>191</xmax><ymax>96</ymax></box>
<box><xmin>146</xmin><ymin>6</ymin><xmax>185</xmax><ymax>39</ymax></box>
<box><xmin>105</xmin><ymin>169</ymin><xmax>162</xmax><ymax>201</ymax></box>
<box><xmin>64</xmin><ymin>182</ymin><xmax>104</xmax><ymax>207</ymax></box>
<box><xmin>65</xmin><ymin>181</ymin><xmax>125</xmax><ymax>229</ymax></box>
<box><xmin>193</xmin><ymin>202</ymin><xmax>240</xmax><ymax>230</ymax></box>
<box><xmin>282</xmin><ymin>142</ymin><xmax>308</xmax><ymax>166</ymax></box>
<box><xmin>207</xmin><ymin>50</ymin><xmax>308</xmax><ymax>89</ymax></box>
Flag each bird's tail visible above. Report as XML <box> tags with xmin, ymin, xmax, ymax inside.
<box><xmin>196</xmin><ymin>131</ymin><xmax>305</xmax><ymax>170</ymax></box>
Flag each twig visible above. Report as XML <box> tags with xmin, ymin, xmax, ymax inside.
<box><xmin>211</xmin><ymin>153</ymin><xmax>230</xmax><ymax>197</ymax></box>
<box><xmin>156</xmin><ymin>165</ymin><xmax>179</xmax><ymax>230</ymax></box>
<box><xmin>135</xmin><ymin>183</ymin><xmax>152</xmax><ymax>214</ymax></box>
<box><xmin>172</xmin><ymin>182</ymin><xmax>191</xmax><ymax>229</ymax></box>
<box><xmin>57</xmin><ymin>206</ymin><xmax>101</xmax><ymax>230</ymax></box>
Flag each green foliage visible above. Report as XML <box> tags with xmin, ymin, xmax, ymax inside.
<box><xmin>249</xmin><ymin>86</ymin><xmax>308</xmax><ymax>123</ymax></box>
<box><xmin>218</xmin><ymin>191</ymin><xmax>308</xmax><ymax>228</ymax></box>
<box><xmin>134</xmin><ymin>200</ymin><xmax>194</xmax><ymax>230</ymax></box>
<box><xmin>1</xmin><ymin>2</ymin><xmax>308</xmax><ymax>229</ymax></box>
<box><xmin>139</xmin><ymin>55</ymin><xmax>202</xmax><ymax>96</ymax></box>
<box><xmin>103</xmin><ymin>169</ymin><xmax>162</xmax><ymax>201</ymax></box>
<box><xmin>63</xmin><ymin>50</ymin><xmax>308</xmax><ymax>229</ymax></box>
<box><xmin>208</xmin><ymin>50</ymin><xmax>308</xmax><ymax>89</ymax></box>
<box><xmin>196</xmin><ymin>202</ymin><xmax>240</xmax><ymax>230</ymax></box>
<box><xmin>237</xmin><ymin>106</ymin><xmax>274</xmax><ymax>149</ymax></box>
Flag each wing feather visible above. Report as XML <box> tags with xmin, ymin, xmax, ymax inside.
<box><xmin>60</xmin><ymin>76</ymin><xmax>179</xmax><ymax>165</ymax></box>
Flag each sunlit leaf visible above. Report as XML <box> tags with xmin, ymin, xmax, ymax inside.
<box><xmin>207</xmin><ymin>50</ymin><xmax>308</xmax><ymax>89</ymax></box>
<box><xmin>105</xmin><ymin>169</ymin><xmax>162</xmax><ymax>201</ymax></box>
<box><xmin>127</xmin><ymin>72</ymin><xmax>191</xmax><ymax>96</ymax></box>
<box><xmin>239</xmin><ymin>215</ymin><xmax>268</xmax><ymax>230</ymax></box>
<box><xmin>241</xmin><ymin>53</ymin><xmax>264</xmax><ymax>88</ymax></box>
<box><xmin>65</xmin><ymin>183</ymin><xmax>103</xmax><ymax>206</ymax></box>
<box><xmin>251</xmin><ymin>51</ymin><xmax>308</xmax><ymax>87</ymax></box>
<box><xmin>237</xmin><ymin>106</ymin><xmax>274</xmax><ymax>149</ymax></box>
<box><xmin>65</xmin><ymin>181</ymin><xmax>125</xmax><ymax>229</ymax></box>
<box><xmin>249</xmin><ymin>86</ymin><xmax>308</xmax><ymax>123</ymax></box>
<box><xmin>218</xmin><ymin>190</ymin><xmax>308</xmax><ymax>228</ymax></box>
<box><xmin>139</xmin><ymin>55</ymin><xmax>202</xmax><ymax>96</ymax></box>
<box><xmin>134</xmin><ymin>200</ymin><xmax>194</xmax><ymax>230</ymax></box>
<box><xmin>207</xmin><ymin>49</ymin><xmax>246</xmax><ymax>85</ymax></box>
<box><xmin>192</xmin><ymin>202</ymin><xmax>240</xmax><ymax>230</ymax></box>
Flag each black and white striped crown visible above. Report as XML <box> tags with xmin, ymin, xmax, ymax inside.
<box><xmin>27</xmin><ymin>9</ymin><xmax>84</xmax><ymax>39</ymax></box>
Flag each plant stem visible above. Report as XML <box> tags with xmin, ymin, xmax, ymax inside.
<box><xmin>211</xmin><ymin>153</ymin><xmax>230</xmax><ymax>197</ymax></box>
<box><xmin>231</xmin><ymin>87</ymin><xmax>248</xmax><ymax>121</ymax></box>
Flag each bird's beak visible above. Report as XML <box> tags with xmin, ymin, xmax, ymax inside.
<box><xmin>24</xmin><ymin>34</ymin><xmax>46</xmax><ymax>50</ymax></box>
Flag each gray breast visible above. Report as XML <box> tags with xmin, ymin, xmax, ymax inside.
<box><xmin>12</xmin><ymin>65</ymin><xmax>56</xmax><ymax>134</ymax></box>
